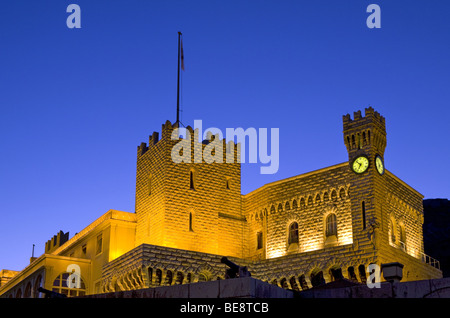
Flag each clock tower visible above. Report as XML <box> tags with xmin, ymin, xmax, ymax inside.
<box><xmin>343</xmin><ymin>107</ymin><xmax>387</xmax><ymax>253</ymax></box>
<box><xmin>343</xmin><ymin>107</ymin><xmax>386</xmax><ymax>167</ymax></box>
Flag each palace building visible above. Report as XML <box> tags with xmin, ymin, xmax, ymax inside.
<box><xmin>0</xmin><ymin>107</ymin><xmax>442</xmax><ymax>298</ymax></box>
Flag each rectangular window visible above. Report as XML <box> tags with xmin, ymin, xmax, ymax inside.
<box><xmin>257</xmin><ymin>232</ymin><xmax>263</xmax><ymax>250</ymax></box>
<box><xmin>96</xmin><ymin>234</ymin><xmax>103</xmax><ymax>255</ymax></box>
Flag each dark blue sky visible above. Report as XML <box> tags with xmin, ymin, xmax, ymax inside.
<box><xmin>1</xmin><ymin>0</ymin><xmax>449</xmax><ymax>271</ymax></box>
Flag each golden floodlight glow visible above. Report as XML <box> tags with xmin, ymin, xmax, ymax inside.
<box><xmin>339</xmin><ymin>233</ymin><xmax>353</xmax><ymax>246</ymax></box>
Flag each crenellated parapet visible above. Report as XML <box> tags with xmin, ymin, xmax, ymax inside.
<box><xmin>44</xmin><ymin>230</ymin><xmax>69</xmax><ymax>254</ymax></box>
<box><xmin>342</xmin><ymin>106</ymin><xmax>386</xmax><ymax>131</ymax></box>
<box><xmin>137</xmin><ymin>120</ymin><xmax>240</xmax><ymax>164</ymax></box>
<box><xmin>343</xmin><ymin>107</ymin><xmax>387</xmax><ymax>157</ymax></box>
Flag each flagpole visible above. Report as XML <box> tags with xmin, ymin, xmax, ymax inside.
<box><xmin>176</xmin><ymin>31</ymin><xmax>182</xmax><ymax>124</ymax></box>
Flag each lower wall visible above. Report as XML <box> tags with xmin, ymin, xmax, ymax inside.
<box><xmin>83</xmin><ymin>277</ymin><xmax>294</xmax><ymax>298</ymax></box>
<box><xmin>84</xmin><ymin>276</ymin><xmax>450</xmax><ymax>298</ymax></box>
<box><xmin>299</xmin><ymin>277</ymin><xmax>450</xmax><ymax>298</ymax></box>
<box><xmin>101</xmin><ymin>243</ymin><xmax>441</xmax><ymax>294</ymax></box>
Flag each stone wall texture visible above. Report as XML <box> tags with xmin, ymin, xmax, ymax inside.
<box><xmin>106</xmin><ymin>108</ymin><xmax>443</xmax><ymax>294</ymax></box>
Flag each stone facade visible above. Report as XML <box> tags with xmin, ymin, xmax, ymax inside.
<box><xmin>135</xmin><ymin>122</ymin><xmax>244</xmax><ymax>258</ymax></box>
<box><xmin>100</xmin><ymin>107</ymin><xmax>441</xmax><ymax>294</ymax></box>
<box><xmin>0</xmin><ymin>107</ymin><xmax>442</xmax><ymax>298</ymax></box>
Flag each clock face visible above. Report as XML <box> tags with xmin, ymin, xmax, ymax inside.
<box><xmin>352</xmin><ymin>156</ymin><xmax>369</xmax><ymax>174</ymax></box>
<box><xmin>375</xmin><ymin>155</ymin><xmax>384</xmax><ymax>175</ymax></box>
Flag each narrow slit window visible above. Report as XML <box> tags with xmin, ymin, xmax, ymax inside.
<box><xmin>362</xmin><ymin>201</ymin><xmax>366</xmax><ymax>230</ymax></box>
<box><xmin>189</xmin><ymin>212</ymin><xmax>194</xmax><ymax>231</ymax></box>
<box><xmin>190</xmin><ymin>170</ymin><xmax>195</xmax><ymax>189</ymax></box>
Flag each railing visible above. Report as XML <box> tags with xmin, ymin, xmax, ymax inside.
<box><xmin>421</xmin><ymin>253</ymin><xmax>441</xmax><ymax>270</ymax></box>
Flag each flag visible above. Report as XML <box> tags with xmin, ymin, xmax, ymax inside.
<box><xmin>180</xmin><ymin>38</ymin><xmax>185</xmax><ymax>71</ymax></box>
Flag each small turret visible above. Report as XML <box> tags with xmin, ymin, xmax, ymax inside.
<box><xmin>343</xmin><ymin>107</ymin><xmax>387</xmax><ymax>159</ymax></box>
<box><xmin>45</xmin><ymin>230</ymin><xmax>69</xmax><ymax>254</ymax></box>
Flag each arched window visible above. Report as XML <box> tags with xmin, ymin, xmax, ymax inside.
<box><xmin>280</xmin><ymin>278</ymin><xmax>288</xmax><ymax>289</ymax></box>
<box><xmin>399</xmin><ymin>224</ymin><xmax>406</xmax><ymax>243</ymax></box>
<box><xmin>278</xmin><ymin>203</ymin><xmax>283</xmax><ymax>213</ymax></box>
<box><xmin>292</xmin><ymin>199</ymin><xmax>298</xmax><ymax>209</ymax></box>
<box><xmin>347</xmin><ymin>266</ymin><xmax>358</xmax><ymax>283</ymax></box>
<box><xmin>52</xmin><ymin>272</ymin><xmax>86</xmax><ymax>297</ymax></box>
<box><xmin>300</xmin><ymin>198</ymin><xmax>305</xmax><ymax>209</ymax></box>
<box><xmin>35</xmin><ymin>275</ymin><xmax>43</xmax><ymax>298</ymax></box>
<box><xmin>155</xmin><ymin>269</ymin><xmax>162</xmax><ymax>286</ymax></box>
<box><xmin>330</xmin><ymin>267</ymin><xmax>343</xmax><ymax>281</ymax></box>
<box><xmin>315</xmin><ymin>194</ymin><xmax>321</xmax><ymax>204</ymax></box>
<box><xmin>310</xmin><ymin>270</ymin><xmax>325</xmax><ymax>287</ymax></box>
<box><xmin>326</xmin><ymin>214</ymin><xmax>337</xmax><ymax>237</ymax></box>
<box><xmin>389</xmin><ymin>217</ymin><xmax>397</xmax><ymax>244</ymax></box>
<box><xmin>148</xmin><ymin>268</ymin><xmax>153</xmax><ymax>285</ymax></box>
<box><xmin>299</xmin><ymin>275</ymin><xmax>309</xmax><ymax>290</ymax></box>
<box><xmin>339</xmin><ymin>188</ymin><xmax>346</xmax><ymax>199</ymax></box>
<box><xmin>165</xmin><ymin>270</ymin><xmax>173</xmax><ymax>285</ymax></box>
<box><xmin>24</xmin><ymin>282</ymin><xmax>32</xmax><ymax>298</ymax></box>
<box><xmin>289</xmin><ymin>277</ymin><xmax>300</xmax><ymax>291</ymax></box>
<box><xmin>285</xmin><ymin>202</ymin><xmax>290</xmax><ymax>211</ymax></box>
<box><xmin>399</xmin><ymin>224</ymin><xmax>407</xmax><ymax>251</ymax></box>
<box><xmin>288</xmin><ymin>222</ymin><xmax>299</xmax><ymax>245</ymax></box>
<box><xmin>323</xmin><ymin>192</ymin><xmax>329</xmax><ymax>201</ymax></box>
<box><xmin>270</xmin><ymin>205</ymin><xmax>276</xmax><ymax>214</ymax></box>
<box><xmin>176</xmin><ymin>272</ymin><xmax>184</xmax><ymax>285</ymax></box>
<box><xmin>331</xmin><ymin>190</ymin><xmax>337</xmax><ymax>201</ymax></box>
<box><xmin>358</xmin><ymin>265</ymin><xmax>367</xmax><ymax>282</ymax></box>
<box><xmin>198</xmin><ymin>271</ymin><xmax>211</xmax><ymax>282</ymax></box>
<box><xmin>307</xmin><ymin>196</ymin><xmax>313</xmax><ymax>206</ymax></box>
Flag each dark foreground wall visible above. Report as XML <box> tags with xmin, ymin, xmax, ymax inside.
<box><xmin>80</xmin><ymin>276</ymin><xmax>450</xmax><ymax>298</ymax></box>
<box><xmin>81</xmin><ymin>277</ymin><xmax>294</xmax><ymax>298</ymax></box>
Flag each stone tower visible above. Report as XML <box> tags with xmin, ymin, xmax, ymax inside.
<box><xmin>134</xmin><ymin>120</ymin><xmax>246</xmax><ymax>258</ymax></box>
<box><xmin>343</xmin><ymin>107</ymin><xmax>387</xmax><ymax>253</ymax></box>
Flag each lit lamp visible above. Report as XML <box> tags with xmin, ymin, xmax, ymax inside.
<box><xmin>381</xmin><ymin>262</ymin><xmax>404</xmax><ymax>283</ymax></box>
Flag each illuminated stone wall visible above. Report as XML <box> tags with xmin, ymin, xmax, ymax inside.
<box><xmin>244</xmin><ymin>163</ymin><xmax>353</xmax><ymax>260</ymax></box>
<box><xmin>1</xmin><ymin>109</ymin><xmax>441</xmax><ymax>299</ymax></box>
<box><xmin>135</xmin><ymin>121</ymin><xmax>245</xmax><ymax>258</ymax></box>
<box><xmin>130</xmin><ymin>109</ymin><xmax>441</xmax><ymax>292</ymax></box>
